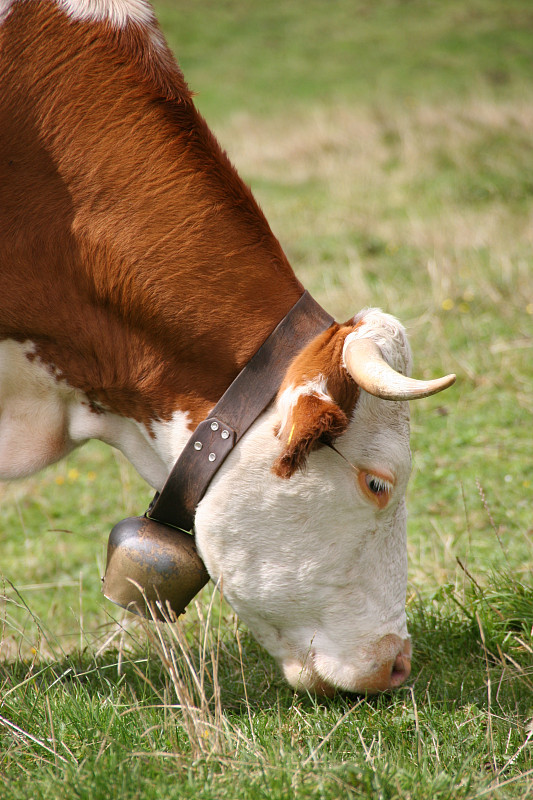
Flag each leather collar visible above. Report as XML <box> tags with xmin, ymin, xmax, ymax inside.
<box><xmin>147</xmin><ymin>291</ymin><xmax>334</xmax><ymax>531</ymax></box>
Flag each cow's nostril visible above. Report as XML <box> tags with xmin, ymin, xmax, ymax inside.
<box><xmin>389</xmin><ymin>651</ymin><xmax>411</xmax><ymax>688</ymax></box>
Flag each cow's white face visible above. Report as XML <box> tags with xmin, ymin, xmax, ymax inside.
<box><xmin>194</xmin><ymin>310</ymin><xmax>414</xmax><ymax>695</ymax></box>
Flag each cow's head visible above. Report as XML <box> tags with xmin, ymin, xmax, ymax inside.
<box><xmin>194</xmin><ymin>308</ymin><xmax>453</xmax><ymax>695</ymax></box>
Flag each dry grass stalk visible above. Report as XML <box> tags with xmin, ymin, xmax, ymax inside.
<box><xmin>132</xmin><ymin>584</ymin><xmax>247</xmax><ymax>760</ymax></box>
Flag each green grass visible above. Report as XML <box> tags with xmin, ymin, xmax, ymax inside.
<box><xmin>1</xmin><ymin>582</ymin><xmax>532</xmax><ymax>798</ymax></box>
<box><xmin>1</xmin><ymin>0</ymin><xmax>532</xmax><ymax>797</ymax></box>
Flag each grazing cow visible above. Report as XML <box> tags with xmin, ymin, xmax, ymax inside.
<box><xmin>0</xmin><ymin>0</ymin><xmax>454</xmax><ymax>694</ymax></box>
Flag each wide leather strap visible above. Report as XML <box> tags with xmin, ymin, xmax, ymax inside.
<box><xmin>148</xmin><ymin>291</ymin><xmax>334</xmax><ymax>531</ymax></box>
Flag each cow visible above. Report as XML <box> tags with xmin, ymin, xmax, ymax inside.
<box><xmin>0</xmin><ymin>0</ymin><xmax>455</xmax><ymax>695</ymax></box>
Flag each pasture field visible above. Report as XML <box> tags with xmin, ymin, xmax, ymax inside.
<box><xmin>1</xmin><ymin>0</ymin><xmax>532</xmax><ymax>797</ymax></box>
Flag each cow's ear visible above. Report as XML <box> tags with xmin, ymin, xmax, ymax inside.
<box><xmin>272</xmin><ymin>393</ymin><xmax>349</xmax><ymax>479</ymax></box>
<box><xmin>272</xmin><ymin>323</ymin><xmax>360</xmax><ymax>479</ymax></box>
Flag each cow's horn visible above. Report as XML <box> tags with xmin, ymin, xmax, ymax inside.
<box><xmin>343</xmin><ymin>338</ymin><xmax>456</xmax><ymax>400</ymax></box>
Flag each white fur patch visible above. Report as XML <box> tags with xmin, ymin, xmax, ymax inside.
<box><xmin>0</xmin><ymin>0</ymin><xmax>155</xmax><ymax>28</ymax></box>
<box><xmin>276</xmin><ymin>374</ymin><xmax>330</xmax><ymax>438</ymax></box>
<box><xmin>0</xmin><ymin>339</ymin><xmax>190</xmax><ymax>489</ymax></box>
<box><xmin>56</xmin><ymin>0</ymin><xmax>154</xmax><ymax>27</ymax></box>
<box><xmin>0</xmin><ymin>0</ymin><xmax>15</xmax><ymax>25</ymax></box>
<box><xmin>149</xmin><ymin>410</ymin><xmax>195</xmax><ymax>484</ymax></box>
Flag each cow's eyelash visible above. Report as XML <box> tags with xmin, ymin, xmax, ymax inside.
<box><xmin>365</xmin><ymin>475</ymin><xmax>393</xmax><ymax>495</ymax></box>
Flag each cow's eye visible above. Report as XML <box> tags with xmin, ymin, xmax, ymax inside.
<box><xmin>358</xmin><ymin>470</ymin><xmax>394</xmax><ymax>509</ymax></box>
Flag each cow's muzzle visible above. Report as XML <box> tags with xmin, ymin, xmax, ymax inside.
<box><xmin>283</xmin><ymin>634</ymin><xmax>412</xmax><ymax>696</ymax></box>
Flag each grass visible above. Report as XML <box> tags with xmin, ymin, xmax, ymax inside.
<box><xmin>1</xmin><ymin>0</ymin><xmax>532</xmax><ymax>797</ymax></box>
<box><xmin>1</xmin><ymin>581</ymin><xmax>531</xmax><ymax>797</ymax></box>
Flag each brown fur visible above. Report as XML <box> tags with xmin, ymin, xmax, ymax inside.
<box><xmin>272</xmin><ymin>324</ymin><xmax>361</xmax><ymax>478</ymax></box>
<box><xmin>0</xmin><ymin>1</ymin><xmax>304</xmax><ymax>430</ymax></box>
<box><xmin>272</xmin><ymin>394</ymin><xmax>349</xmax><ymax>479</ymax></box>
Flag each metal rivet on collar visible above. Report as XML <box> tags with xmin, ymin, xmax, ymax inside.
<box><xmin>194</xmin><ymin>441</ymin><xmax>203</xmax><ymax>451</ymax></box>
<box><xmin>210</xmin><ymin>421</ymin><xmax>219</xmax><ymax>431</ymax></box>
<box><xmin>208</xmin><ymin>452</ymin><xmax>216</xmax><ymax>462</ymax></box>
<box><xmin>221</xmin><ymin>429</ymin><xmax>230</xmax><ymax>440</ymax></box>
